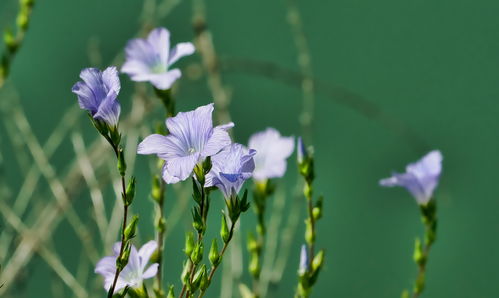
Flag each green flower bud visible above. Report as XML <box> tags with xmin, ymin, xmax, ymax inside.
<box><xmin>246</xmin><ymin>232</ymin><xmax>259</xmax><ymax>253</ymax></box>
<box><xmin>199</xmin><ymin>265</ymin><xmax>209</xmax><ymax>291</ymax></box>
<box><xmin>221</xmin><ymin>214</ymin><xmax>230</xmax><ymax>243</ymax></box>
<box><xmin>305</xmin><ymin>219</ymin><xmax>314</xmax><ymax>245</ymax></box>
<box><xmin>185</xmin><ymin>232</ymin><xmax>195</xmax><ymax>257</ymax></box>
<box><xmin>167</xmin><ymin>285</ymin><xmax>175</xmax><ymax>298</ymax></box>
<box><xmin>124</xmin><ymin>215</ymin><xmax>139</xmax><ymax>240</ymax></box>
<box><xmin>191</xmin><ymin>242</ymin><xmax>204</xmax><ymax>265</ymax></box>
<box><xmin>413</xmin><ymin>238</ymin><xmax>425</xmax><ymax>266</ymax></box>
<box><xmin>117</xmin><ymin>242</ymin><xmax>131</xmax><ymax>271</ymax></box>
<box><xmin>125</xmin><ymin>177</ymin><xmax>136</xmax><ymax>206</ymax></box>
<box><xmin>191</xmin><ymin>264</ymin><xmax>207</xmax><ymax>292</ymax></box>
<box><xmin>181</xmin><ymin>260</ymin><xmax>192</xmax><ymax>285</ymax></box>
<box><xmin>3</xmin><ymin>29</ymin><xmax>17</xmax><ymax>52</ymax></box>
<box><xmin>249</xmin><ymin>252</ymin><xmax>260</xmax><ymax>278</ymax></box>
<box><xmin>151</xmin><ymin>175</ymin><xmax>162</xmax><ymax>203</ymax></box>
<box><xmin>209</xmin><ymin>238</ymin><xmax>220</xmax><ymax>266</ymax></box>
<box><xmin>311</xmin><ymin>250</ymin><xmax>324</xmax><ymax>272</ymax></box>
<box><xmin>117</xmin><ymin>147</ymin><xmax>126</xmax><ymax>177</ymax></box>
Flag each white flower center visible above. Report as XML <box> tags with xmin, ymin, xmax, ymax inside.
<box><xmin>188</xmin><ymin>147</ymin><xmax>196</xmax><ymax>154</ymax></box>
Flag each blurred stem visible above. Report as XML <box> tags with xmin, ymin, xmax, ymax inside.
<box><xmin>410</xmin><ymin>201</ymin><xmax>437</xmax><ymax>298</ymax></box>
<box><xmin>247</xmin><ymin>181</ymin><xmax>273</xmax><ymax>297</ymax></box>
<box><xmin>1</xmin><ymin>0</ymin><xmax>36</xmax><ymax>88</ymax></box>
<box><xmin>152</xmin><ymin>87</ymin><xmax>174</xmax><ymax>297</ymax></box>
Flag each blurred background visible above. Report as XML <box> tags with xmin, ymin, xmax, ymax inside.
<box><xmin>1</xmin><ymin>0</ymin><xmax>499</xmax><ymax>297</ymax></box>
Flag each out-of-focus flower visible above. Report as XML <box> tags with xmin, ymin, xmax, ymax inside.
<box><xmin>95</xmin><ymin>240</ymin><xmax>158</xmax><ymax>293</ymax></box>
<box><xmin>137</xmin><ymin>103</ymin><xmax>233</xmax><ymax>184</ymax></box>
<box><xmin>121</xmin><ymin>27</ymin><xmax>195</xmax><ymax>90</ymax></box>
<box><xmin>248</xmin><ymin>128</ymin><xmax>294</xmax><ymax>181</ymax></box>
<box><xmin>71</xmin><ymin>67</ymin><xmax>121</xmax><ymax>126</ymax></box>
<box><xmin>380</xmin><ymin>150</ymin><xmax>443</xmax><ymax>205</ymax></box>
<box><xmin>205</xmin><ymin>143</ymin><xmax>256</xmax><ymax>198</ymax></box>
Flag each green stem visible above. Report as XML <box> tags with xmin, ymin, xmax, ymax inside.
<box><xmin>108</xmin><ymin>146</ymin><xmax>130</xmax><ymax>298</ymax></box>
<box><xmin>198</xmin><ymin>222</ymin><xmax>236</xmax><ymax>298</ymax></box>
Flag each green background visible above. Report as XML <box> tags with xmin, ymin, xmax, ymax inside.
<box><xmin>1</xmin><ymin>0</ymin><xmax>498</xmax><ymax>297</ymax></box>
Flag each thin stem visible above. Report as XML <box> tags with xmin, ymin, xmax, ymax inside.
<box><xmin>199</xmin><ymin>222</ymin><xmax>236</xmax><ymax>298</ymax></box>
<box><xmin>107</xmin><ymin>175</ymin><xmax>129</xmax><ymax>298</ymax></box>
<box><xmin>154</xmin><ymin>179</ymin><xmax>165</xmax><ymax>295</ymax></box>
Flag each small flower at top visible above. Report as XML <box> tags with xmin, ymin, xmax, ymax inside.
<box><xmin>71</xmin><ymin>66</ymin><xmax>121</xmax><ymax>127</ymax></box>
<box><xmin>248</xmin><ymin>128</ymin><xmax>294</xmax><ymax>182</ymax></box>
<box><xmin>137</xmin><ymin>103</ymin><xmax>233</xmax><ymax>184</ymax></box>
<box><xmin>379</xmin><ymin>150</ymin><xmax>443</xmax><ymax>205</ymax></box>
<box><xmin>121</xmin><ymin>27</ymin><xmax>195</xmax><ymax>90</ymax></box>
<box><xmin>205</xmin><ymin>143</ymin><xmax>256</xmax><ymax>199</ymax></box>
<box><xmin>95</xmin><ymin>240</ymin><xmax>158</xmax><ymax>294</ymax></box>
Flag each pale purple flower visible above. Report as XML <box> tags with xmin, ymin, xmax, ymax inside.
<box><xmin>298</xmin><ymin>244</ymin><xmax>308</xmax><ymax>275</ymax></box>
<box><xmin>205</xmin><ymin>143</ymin><xmax>256</xmax><ymax>198</ymax></box>
<box><xmin>380</xmin><ymin>150</ymin><xmax>443</xmax><ymax>205</ymax></box>
<box><xmin>121</xmin><ymin>27</ymin><xmax>195</xmax><ymax>90</ymax></box>
<box><xmin>95</xmin><ymin>240</ymin><xmax>158</xmax><ymax>293</ymax></box>
<box><xmin>248</xmin><ymin>128</ymin><xmax>294</xmax><ymax>181</ymax></box>
<box><xmin>137</xmin><ymin>103</ymin><xmax>233</xmax><ymax>184</ymax></box>
<box><xmin>71</xmin><ymin>67</ymin><xmax>121</xmax><ymax>126</ymax></box>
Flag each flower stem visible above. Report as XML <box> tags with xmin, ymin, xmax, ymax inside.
<box><xmin>198</xmin><ymin>221</ymin><xmax>236</xmax><ymax>298</ymax></box>
<box><xmin>410</xmin><ymin>201</ymin><xmax>437</xmax><ymax>298</ymax></box>
<box><xmin>107</xmin><ymin>144</ymin><xmax>130</xmax><ymax>298</ymax></box>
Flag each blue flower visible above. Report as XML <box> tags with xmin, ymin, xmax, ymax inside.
<box><xmin>205</xmin><ymin>143</ymin><xmax>256</xmax><ymax>198</ymax></box>
<box><xmin>380</xmin><ymin>150</ymin><xmax>443</xmax><ymax>205</ymax></box>
<box><xmin>71</xmin><ymin>67</ymin><xmax>121</xmax><ymax>127</ymax></box>
<box><xmin>137</xmin><ymin>103</ymin><xmax>233</xmax><ymax>184</ymax></box>
<box><xmin>248</xmin><ymin>128</ymin><xmax>294</xmax><ymax>181</ymax></box>
<box><xmin>95</xmin><ymin>241</ymin><xmax>158</xmax><ymax>294</ymax></box>
<box><xmin>121</xmin><ymin>27</ymin><xmax>195</xmax><ymax>90</ymax></box>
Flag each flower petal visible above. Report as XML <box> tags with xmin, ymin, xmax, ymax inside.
<box><xmin>138</xmin><ymin>240</ymin><xmax>158</xmax><ymax>272</ymax></box>
<box><xmin>137</xmin><ymin>134</ymin><xmax>170</xmax><ymax>156</ymax></box>
<box><xmin>148</xmin><ymin>69</ymin><xmax>181</xmax><ymax>90</ymax></box>
<box><xmin>142</xmin><ymin>263</ymin><xmax>159</xmax><ymax>279</ymax></box>
<box><xmin>164</xmin><ymin>153</ymin><xmax>200</xmax><ymax>183</ymax></box>
<box><xmin>147</xmin><ymin>27</ymin><xmax>170</xmax><ymax>66</ymax></box>
<box><xmin>93</xmin><ymin>92</ymin><xmax>121</xmax><ymax>127</ymax></box>
<box><xmin>202</xmin><ymin>122</ymin><xmax>234</xmax><ymax>157</ymax></box>
<box><xmin>168</xmin><ymin>42</ymin><xmax>195</xmax><ymax>65</ymax></box>
<box><xmin>102</xmin><ymin>66</ymin><xmax>121</xmax><ymax>95</ymax></box>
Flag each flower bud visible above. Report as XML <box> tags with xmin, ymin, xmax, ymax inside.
<box><xmin>185</xmin><ymin>232</ymin><xmax>195</xmax><ymax>257</ymax></box>
<box><xmin>298</xmin><ymin>244</ymin><xmax>309</xmax><ymax>276</ymax></box>
<box><xmin>117</xmin><ymin>147</ymin><xmax>126</xmax><ymax>177</ymax></box>
<box><xmin>181</xmin><ymin>260</ymin><xmax>192</xmax><ymax>285</ymax></box>
<box><xmin>116</xmin><ymin>241</ymin><xmax>131</xmax><ymax>271</ymax></box>
<box><xmin>249</xmin><ymin>252</ymin><xmax>260</xmax><ymax>278</ymax></box>
<box><xmin>311</xmin><ymin>249</ymin><xmax>324</xmax><ymax>272</ymax></box>
<box><xmin>413</xmin><ymin>238</ymin><xmax>425</xmax><ymax>266</ymax></box>
<box><xmin>151</xmin><ymin>175</ymin><xmax>162</xmax><ymax>203</ymax></box>
<box><xmin>191</xmin><ymin>242</ymin><xmax>204</xmax><ymax>265</ymax></box>
<box><xmin>125</xmin><ymin>177</ymin><xmax>136</xmax><ymax>206</ymax></box>
<box><xmin>192</xmin><ymin>264</ymin><xmax>207</xmax><ymax>292</ymax></box>
<box><xmin>221</xmin><ymin>214</ymin><xmax>230</xmax><ymax>243</ymax></box>
<box><xmin>305</xmin><ymin>219</ymin><xmax>314</xmax><ymax>245</ymax></box>
<box><xmin>167</xmin><ymin>285</ymin><xmax>175</xmax><ymax>298</ymax></box>
<box><xmin>124</xmin><ymin>215</ymin><xmax>139</xmax><ymax>240</ymax></box>
<box><xmin>209</xmin><ymin>238</ymin><xmax>220</xmax><ymax>266</ymax></box>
